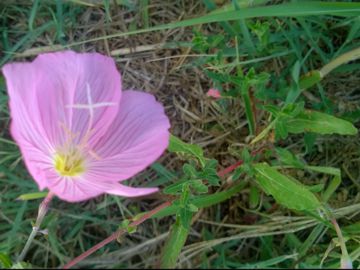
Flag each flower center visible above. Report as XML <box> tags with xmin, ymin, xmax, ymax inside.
<box><xmin>54</xmin><ymin>149</ymin><xmax>85</xmax><ymax>177</ymax></box>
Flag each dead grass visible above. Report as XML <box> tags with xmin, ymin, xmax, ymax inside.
<box><xmin>1</xmin><ymin>0</ymin><xmax>360</xmax><ymax>268</ymax></box>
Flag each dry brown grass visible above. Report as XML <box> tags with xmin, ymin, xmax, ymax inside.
<box><xmin>2</xmin><ymin>1</ymin><xmax>360</xmax><ymax>268</ymax></box>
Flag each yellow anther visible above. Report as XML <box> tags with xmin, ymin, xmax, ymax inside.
<box><xmin>54</xmin><ymin>151</ymin><xmax>85</xmax><ymax>177</ymax></box>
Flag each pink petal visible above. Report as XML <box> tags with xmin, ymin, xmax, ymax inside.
<box><xmin>32</xmin><ymin>51</ymin><xmax>122</xmax><ymax>148</ymax></box>
<box><xmin>3</xmin><ymin>63</ymin><xmax>54</xmax><ymax>189</ymax></box>
<box><xmin>44</xmin><ymin>170</ymin><xmax>110</xmax><ymax>202</ymax></box>
<box><xmin>106</xmin><ymin>184</ymin><xmax>159</xmax><ymax>197</ymax></box>
<box><xmin>14</xmin><ymin>142</ymin><xmax>54</xmax><ymax>190</ymax></box>
<box><xmin>89</xmin><ymin>90</ymin><xmax>170</xmax><ymax>184</ymax></box>
<box><xmin>2</xmin><ymin>63</ymin><xmax>53</xmax><ymax>151</ymax></box>
<box><xmin>3</xmin><ymin>51</ymin><xmax>122</xmax><ymax>195</ymax></box>
<box><xmin>206</xmin><ymin>88</ymin><xmax>221</xmax><ymax>99</ymax></box>
<box><xmin>45</xmin><ymin>170</ymin><xmax>158</xmax><ymax>202</ymax></box>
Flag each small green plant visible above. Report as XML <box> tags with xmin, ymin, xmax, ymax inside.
<box><xmin>1</xmin><ymin>1</ymin><xmax>360</xmax><ymax>269</ymax></box>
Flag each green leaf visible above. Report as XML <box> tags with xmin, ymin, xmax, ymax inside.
<box><xmin>274</xmin><ymin>120</ymin><xmax>288</xmax><ymax>140</ymax></box>
<box><xmin>285</xmin><ymin>102</ymin><xmax>305</xmax><ymax>117</ymax></box>
<box><xmin>154</xmin><ymin>182</ymin><xmax>246</xmax><ymax>219</ymax></box>
<box><xmin>187</xmin><ymin>203</ymin><xmax>199</xmax><ymax>213</ymax></box>
<box><xmin>160</xmin><ymin>217</ymin><xmax>191</xmax><ymax>268</ymax></box>
<box><xmin>190</xmin><ymin>180</ymin><xmax>208</xmax><ymax>194</ymax></box>
<box><xmin>180</xmin><ymin>184</ymin><xmax>191</xmax><ymax>207</ymax></box>
<box><xmin>0</xmin><ymin>253</ymin><xmax>12</xmax><ymax>268</ymax></box>
<box><xmin>16</xmin><ymin>191</ymin><xmax>48</xmax><ymax>201</ymax></box>
<box><xmin>284</xmin><ymin>110</ymin><xmax>358</xmax><ymax>136</ymax></box>
<box><xmin>306</xmin><ymin>183</ymin><xmax>325</xmax><ymax>193</ymax></box>
<box><xmin>254</xmin><ymin>163</ymin><xmax>321</xmax><ymax>211</ymax></box>
<box><xmin>304</xmin><ymin>166</ymin><xmax>341</xmax><ymax>202</ymax></box>
<box><xmin>292</xmin><ymin>60</ymin><xmax>301</xmax><ymax>85</ymax></box>
<box><xmin>179</xmin><ymin>208</ymin><xmax>193</xmax><ymax>228</ymax></box>
<box><xmin>163</xmin><ymin>179</ymin><xmax>188</xmax><ymax>194</ymax></box>
<box><xmin>182</xmin><ymin>163</ymin><xmax>197</xmax><ymax>178</ymax></box>
<box><xmin>249</xmin><ymin>185</ymin><xmax>260</xmax><ymax>209</ymax></box>
<box><xmin>11</xmin><ymin>262</ymin><xmax>32</xmax><ymax>269</ymax></box>
<box><xmin>305</xmin><ymin>166</ymin><xmax>340</xmax><ymax>176</ymax></box>
<box><xmin>275</xmin><ymin>148</ymin><xmax>304</xmax><ymax>168</ymax></box>
<box><xmin>299</xmin><ymin>70</ymin><xmax>322</xmax><ymax>89</ymax></box>
<box><xmin>119</xmin><ymin>219</ymin><xmax>137</xmax><ymax>234</ymax></box>
<box><xmin>322</xmin><ymin>174</ymin><xmax>341</xmax><ymax>202</ymax></box>
<box><xmin>241</xmin><ymin>148</ymin><xmax>252</xmax><ymax>163</ymax></box>
<box><xmin>168</xmin><ymin>135</ymin><xmax>206</xmax><ymax>167</ymax></box>
<box><xmin>201</xmin><ymin>159</ymin><xmax>220</xmax><ymax>186</ymax></box>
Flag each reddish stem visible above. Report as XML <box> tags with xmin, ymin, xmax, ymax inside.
<box><xmin>63</xmin><ymin>149</ymin><xmax>265</xmax><ymax>268</ymax></box>
<box><xmin>217</xmin><ymin>148</ymin><xmax>264</xmax><ymax>178</ymax></box>
<box><xmin>218</xmin><ymin>160</ymin><xmax>244</xmax><ymax>177</ymax></box>
<box><xmin>63</xmin><ymin>201</ymin><xmax>171</xmax><ymax>269</ymax></box>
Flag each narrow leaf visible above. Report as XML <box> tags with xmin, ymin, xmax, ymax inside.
<box><xmin>254</xmin><ymin>163</ymin><xmax>321</xmax><ymax>211</ymax></box>
<box><xmin>16</xmin><ymin>191</ymin><xmax>48</xmax><ymax>201</ymax></box>
<box><xmin>168</xmin><ymin>135</ymin><xmax>206</xmax><ymax>167</ymax></box>
<box><xmin>68</xmin><ymin>2</ymin><xmax>360</xmax><ymax>48</ymax></box>
<box><xmin>160</xmin><ymin>217</ymin><xmax>191</xmax><ymax>268</ymax></box>
<box><xmin>285</xmin><ymin>110</ymin><xmax>358</xmax><ymax>136</ymax></box>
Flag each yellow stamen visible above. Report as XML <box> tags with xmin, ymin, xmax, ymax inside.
<box><xmin>54</xmin><ymin>151</ymin><xmax>85</xmax><ymax>177</ymax></box>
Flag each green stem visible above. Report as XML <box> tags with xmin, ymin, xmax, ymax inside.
<box><xmin>17</xmin><ymin>192</ymin><xmax>54</xmax><ymax>262</ymax></box>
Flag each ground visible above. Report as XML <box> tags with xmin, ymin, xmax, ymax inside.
<box><xmin>0</xmin><ymin>1</ymin><xmax>360</xmax><ymax>269</ymax></box>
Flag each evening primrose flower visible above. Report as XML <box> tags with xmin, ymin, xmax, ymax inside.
<box><xmin>2</xmin><ymin>51</ymin><xmax>170</xmax><ymax>202</ymax></box>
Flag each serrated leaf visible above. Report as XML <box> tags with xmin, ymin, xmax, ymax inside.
<box><xmin>202</xmin><ymin>159</ymin><xmax>220</xmax><ymax>186</ymax></box>
<box><xmin>163</xmin><ymin>180</ymin><xmax>188</xmax><ymax>194</ymax></box>
<box><xmin>254</xmin><ymin>163</ymin><xmax>321</xmax><ymax>211</ymax></box>
<box><xmin>263</xmin><ymin>104</ymin><xmax>280</xmax><ymax>116</ymax></box>
<box><xmin>205</xmin><ymin>173</ymin><xmax>220</xmax><ymax>186</ymax></box>
<box><xmin>168</xmin><ymin>135</ymin><xmax>206</xmax><ymax>167</ymax></box>
<box><xmin>284</xmin><ymin>110</ymin><xmax>358</xmax><ymax>135</ymax></box>
<box><xmin>182</xmin><ymin>163</ymin><xmax>197</xmax><ymax>178</ymax></box>
<box><xmin>190</xmin><ymin>180</ymin><xmax>208</xmax><ymax>194</ymax></box>
<box><xmin>285</xmin><ymin>102</ymin><xmax>305</xmax><ymax>117</ymax></box>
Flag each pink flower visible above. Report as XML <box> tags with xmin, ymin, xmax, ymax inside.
<box><xmin>2</xmin><ymin>51</ymin><xmax>170</xmax><ymax>202</ymax></box>
<box><xmin>206</xmin><ymin>88</ymin><xmax>221</xmax><ymax>99</ymax></box>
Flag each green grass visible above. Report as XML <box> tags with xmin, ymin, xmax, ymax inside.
<box><xmin>1</xmin><ymin>0</ymin><xmax>360</xmax><ymax>269</ymax></box>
